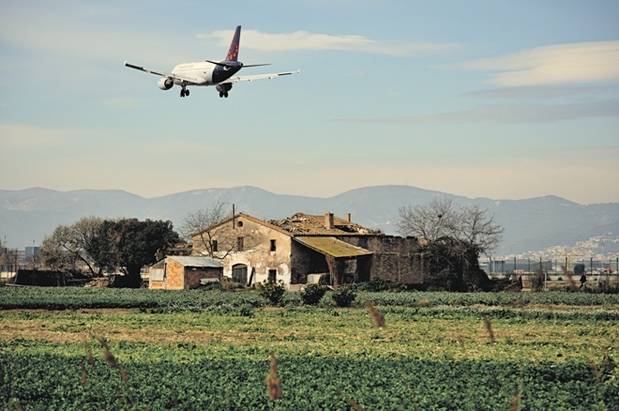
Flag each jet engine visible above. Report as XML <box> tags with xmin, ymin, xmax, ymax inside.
<box><xmin>158</xmin><ymin>77</ymin><xmax>174</xmax><ymax>90</ymax></box>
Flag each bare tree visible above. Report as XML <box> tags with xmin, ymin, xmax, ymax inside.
<box><xmin>181</xmin><ymin>203</ymin><xmax>234</xmax><ymax>259</ymax></box>
<box><xmin>41</xmin><ymin>217</ymin><xmax>106</xmax><ymax>275</ymax></box>
<box><xmin>456</xmin><ymin>205</ymin><xmax>503</xmax><ymax>255</ymax></box>
<box><xmin>397</xmin><ymin>198</ymin><xmax>459</xmax><ymax>242</ymax></box>
<box><xmin>398</xmin><ymin>199</ymin><xmax>502</xmax><ymax>255</ymax></box>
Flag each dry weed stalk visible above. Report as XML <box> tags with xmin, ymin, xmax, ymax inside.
<box><xmin>344</xmin><ymin>395</ymin><xmax>364</xmax><ymax>411</ymax></box>
<box><xmin>509</xmin><ymin>393</ymin><xmax>521</xmax><ymax>411</ymax></box>
<box><xmin>417</xmin><ymin>298</ymin><xmax>430</xmax><ymax>307</ymax></box>
<box><xmin>366</xmin><ymin>301</ymin><xmax>385</xmax><ymax>328</ymax></box>
<box><xmin>266</xmin><ymin>353</ymin><xmax>282</xmax><ymax>401</ymax></box>
<box><xmin>86</xmin><ymin>344</ymin><xmax>95</xmax><ymax>366</ymax></box>
<box><xmin>563</xmin><ymin>266</ymin><xmax>578</xmax><ymax>290</ymax></box>
<box><xmin>483</xmin><ymin>318</ymin><xmax>495</xmax><ymax>343</ymax></box>
<box><xmin>587</xmin><ymin>358</ymin><xmax>602</xmax><ymax>383</ymax></box>
<box><xmin>80</xmin><ymin>359</ymin><xmax>88</xmax><ymax>386</ymax></box>
<box><xmin>96</xmin><ymin>336</ymin><xmax>128</xmax><ymax>382</ymax></box>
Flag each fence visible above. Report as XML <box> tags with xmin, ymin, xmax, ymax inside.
<box><xmin>480</xmin><ymin>256</ymin><xmax>619</xmax><ymax>290</ymax></box>
<box><xmin>480</xmin><ymin>256</ymin><xmax>619</xmax><ymax>276</ymax></box>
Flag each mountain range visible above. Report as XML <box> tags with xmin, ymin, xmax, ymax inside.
<box><xmin>1</xmin><ymin>185</ymin><xmax>618</xmax><ymax>256</ymax></box>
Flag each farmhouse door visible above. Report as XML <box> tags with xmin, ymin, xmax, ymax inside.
<box><xmin>232</xmin><ymin>264</ymin><xmax>248</xmax><ymax>284</ymax></box>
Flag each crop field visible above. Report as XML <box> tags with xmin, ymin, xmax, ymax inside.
<box><xmin>1</xmin><ymin>287</ymin><xmax>618</xmax><ymax>410</ymax></box>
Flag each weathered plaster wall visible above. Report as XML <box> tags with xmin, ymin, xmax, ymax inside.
<box><xmin>193</xmin><ymin>216</ymin><xmax>293</xmax><ymax>285</ymax></box>
<box><xmin>165</xmin><ymin>259</ymin><xmax>184</xmax><ymax>290</ymax></box>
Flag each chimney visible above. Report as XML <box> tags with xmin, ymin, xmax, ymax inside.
<box><xmin>324</xmin><ymin>212</ymin><xmax>335</xmax><ymax>230</ymax></box>
<box><xmin>346</xmin><ymin>213</ymin><xmax>352</xmax><ymax>223</ymax></box>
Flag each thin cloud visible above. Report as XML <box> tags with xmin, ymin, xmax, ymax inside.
<box><xmin>336</xmin><ymin>99</ymin><xmax>619</xmax><ymax>124</ymax></box>
<box><xmin>0</xmin><ymin>124</ymin><xmax>71</xmax><ymax>149</ymax></box>
<box><xmin>198</xmin><ymin>29</ymin><xmax>459</xmax><ymax>57</ymax></box>
<box><xmin>457</xmin><ymin>41</ymin><xmax>619</xmax><ymax>87</ymax></box>
<box><xmin>464</xmin><ymin>84</ymin><xmax>618</xmax><ymax>100</ymax></box>
<box><xmin>0</xmin><ymin>5</ymin><xmax>195</xmax><ymax>67</ymax></box>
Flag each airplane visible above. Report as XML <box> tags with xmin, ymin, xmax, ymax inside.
<box><xmin>124</xmin><ymin>25</ymin><xmax>299</xmax><ymax>98</ymax></box>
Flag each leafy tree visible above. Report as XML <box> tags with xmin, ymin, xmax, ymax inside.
<box><xmin>101</xmin><ymin>219</ymin><xmax>180</xmax><ymax>288</ymax></box>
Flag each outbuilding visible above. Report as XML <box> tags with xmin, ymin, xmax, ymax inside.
<box><xmin>148</xmin><ymin>256</ymin><xmax>223</xmax><ymax>290</ymax></box>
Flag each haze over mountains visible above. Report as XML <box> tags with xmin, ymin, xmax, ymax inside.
<box><xmin>1</xmin><ymin>185</ymin><xmax>618</xmax><ymax>256</ymax></box>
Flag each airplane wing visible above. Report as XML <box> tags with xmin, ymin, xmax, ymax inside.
<box><xmin>124</xmin><ymin>62</ymin><xmax>201</xmax><ymax>85</ymax></box>
<box><xmin>222</xmin><ymin>70</ymin><xmax>300</xmax><ymax>84</ymax></box>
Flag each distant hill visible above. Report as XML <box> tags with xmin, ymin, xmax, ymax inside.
<box><xmin>1</xmin><ymin>185</ymin><xmax>618</xmax><ymax>256</ymax></box>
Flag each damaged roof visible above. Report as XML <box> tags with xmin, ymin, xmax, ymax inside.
<box><xmin>269</xmin><ymin>213</ymin><xmax>380</xmax><ymax>236</ymax></box>
<box><xmin>294</xmin><ymin>236</ymin><xmax>373</xmax><ymax>258</ymax></box>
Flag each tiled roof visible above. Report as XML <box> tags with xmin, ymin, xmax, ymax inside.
<box><xmin>294</xmin><ymin>236</ymin><xmax>372</xmax><ymax>258</ymax></box>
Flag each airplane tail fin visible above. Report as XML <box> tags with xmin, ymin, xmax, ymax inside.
<box><xmin>226</xmin><ymin>25</ymin><xmax>241</xmax><ymax>61</ymax></box>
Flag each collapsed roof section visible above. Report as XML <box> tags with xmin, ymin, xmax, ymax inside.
<box><xmin>269</xmin><ymin>212</ymin><xmax>380</xmax><ymax>236</ymax></box>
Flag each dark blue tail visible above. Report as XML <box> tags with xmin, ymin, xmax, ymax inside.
<box><xmin>226</xmin><ymin>26</ymin><xmax>241</xmax><ymax>61</ymax></box>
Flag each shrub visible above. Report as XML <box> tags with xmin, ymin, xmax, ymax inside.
<box><xmin>318</xmin><ymin>274</ymin><xmax>331</xmax><ymax>286</ymax></box>
<box><xmin>199</xmin><ymin>281</ymin><xmax>222</xmax><ymax>291</ymax></box>
<box><xmin>238</xmin><ymin>304</ymin><xmax>255</xmax><ymax>317</ymax></box>
<box><xmin>332</xmin><ymin>286</ymin><xmax>356</xmax><ymax>307</ymax></box>
<box><xmin>257</xmin><ymin>281</ymin><xmax>286</xmax><ymax>306</ymax></box>
<box><xmin>300</xmin><ymin>284</ymin><xmax>328</xmax><ymax>305</ymax></box>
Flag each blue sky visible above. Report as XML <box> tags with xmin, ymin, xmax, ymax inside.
<box><xmin>1</xmin><ymin>0</ymin><xmax>618</xmax><ymax>203</ymax></box>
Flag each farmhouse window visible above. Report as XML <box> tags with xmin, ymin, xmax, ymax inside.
<box><xmin>212</xmin><ymin>240</ymin><xmax>218</xmax><ymax>252</ymax></box>
<box><xmin>237</xmin><ymin>237</ymin><xmax>244</xmax><ymax>251</ymax></box>
<box><xmin>270</xmin><ymin>239</ymin><xmax>277</xmax><ymax>252</ymax></box>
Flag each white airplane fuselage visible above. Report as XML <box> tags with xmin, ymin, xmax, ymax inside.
<box><xmin>170</xmin><ymin>62</ymin><xmax>241</xmax><ymax>86</ymax></box>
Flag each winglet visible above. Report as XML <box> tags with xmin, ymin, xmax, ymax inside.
<box><xmin>226</xmin><ymin>25</ymin><xmax>241</xmax><ymax>61</ymax></box>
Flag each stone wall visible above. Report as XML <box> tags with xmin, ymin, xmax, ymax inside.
<box><xmin>339</xmin><ymin>236</ymin><xmax>425</xmax><ymax>284</ymax></box>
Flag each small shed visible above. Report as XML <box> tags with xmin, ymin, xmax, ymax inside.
<box><xmin>149</xmin><ymin>256</ymin><xmax>223</xmax><ymax>290</ymax></box>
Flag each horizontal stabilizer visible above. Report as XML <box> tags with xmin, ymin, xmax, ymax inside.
<box><xmin>242</xmin><ymin>63</ymin><xmax>271</xmax><ymax>68</ymax></box>
<box><xmin>206</xmin><ymin>60</ymin><xmax>270</xmax><ymax>68</ymax></box>
<box><xmin>205</xmin><ymin>60</ymin><xmax>237</xmax><ymax>68</ymax></box>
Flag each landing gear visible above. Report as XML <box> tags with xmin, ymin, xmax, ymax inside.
<box><xmin>216</xmin><ymin>84</ymin><xmax>232</xmax><ymax>98</ymax></box>
<box><xmin>180</xmin><ymin>88</ymin><xmax>190</xmax><ymax>98</ymax></box>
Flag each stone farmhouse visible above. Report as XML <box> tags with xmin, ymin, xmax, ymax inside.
<box><xmin>190</xmin><ymin>212</ymin><xmax>425</xmax><ymax>287</ymax></box>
